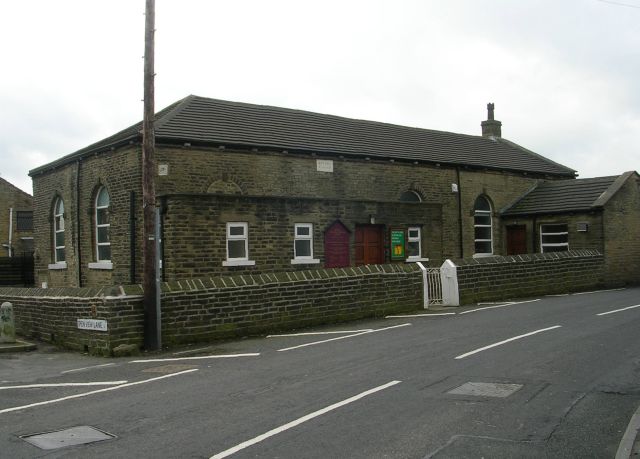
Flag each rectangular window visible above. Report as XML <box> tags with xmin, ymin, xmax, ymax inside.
<box><xmin>16</xmin><ymin>211</ymin><xmax>33</xmax><ymax>231</ymax></box>
<box><xmin>227</xmin><ymin>223</ymin><xmax>248</xmax><ymax>260</ymax></box>
<box><xmin>406</xmin><ymin>227</ymin><xmax>421</xmax><ymax>259</ymax></box>
<box><xmin>540</xmin><ymin>223</ymin><xmax>569</xmax><ymax>253</ymax></box>
<box><xmin>294</xmin><ymin>223</ymin><xmax>313</xmax><ymax>259</ymax></box>
<box><xmin>291</xmin><ymin>223</ymin><xmax>320</xmax><ymax>264</ymax></box>
<box><xmin>223</xmin><ymin>222</ymin><xmax>255</xmax><ymax>266</ymax></box>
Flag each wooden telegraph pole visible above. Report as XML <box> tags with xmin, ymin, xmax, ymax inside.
<box><xmin>142</xmin><ymin>0</ymin><xmax>160</xmax><ymax>350</ymax></box>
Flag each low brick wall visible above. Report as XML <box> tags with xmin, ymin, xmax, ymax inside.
<box><xmin>0</xmin><ymin>264</ymin><xmax>422</xmax><ymax>355</ymax></box>
<box><xmin>452</xmin><ymin>250</ymin><xmax>605</xmax><ymax>305</ymax></box>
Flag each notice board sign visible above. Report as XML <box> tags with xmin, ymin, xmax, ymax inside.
<box><xmin>390</xmin><ymin>229</ymin><xmax>405</xmax><ymax>260</ymax></box>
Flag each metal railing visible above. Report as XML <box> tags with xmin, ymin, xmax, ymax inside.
<box><xmin>425</xmin><ymin>267</ymin><xmax>443</xmax><ymax>306</ymax></box>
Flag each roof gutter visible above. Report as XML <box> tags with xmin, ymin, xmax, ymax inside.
<box><xmin>28</xmin><ymin>134</ymin><xmax>141</xmax><ymax>176</ymax></box>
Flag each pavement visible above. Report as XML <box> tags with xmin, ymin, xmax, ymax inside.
<box><xmin>0</xmin><ymin>337</ymin><xmax>37</xmax><ymax>354</ymax></box>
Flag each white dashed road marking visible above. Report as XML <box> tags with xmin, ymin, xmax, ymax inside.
<box><xmin>454</xmin><ymin>325</ymin><xmax>562</xmax><ymax>359</ymax></box>
<box><xmin>0</xmin><ymin>381</ymin><xmax>127</xmax><ymax>390</ymax></box>
<box><xmin>209</xmin><ymin>380</ymin><xmax>402</xmax><ymax>459</ymax></box>
<box><xmin>130</xmin><ymin>353</ymin><xmax>260</xmax><ymax>363</ymax></box>
<box><xmin>597</xmin><ymin>304</ymin><xmax>640</xmax><ymax>316</ymax></box>
<box><xmin>0</xmin><ymin>369</ymin><xmax>198</xmax><ymax>415</ymax></box>
<box><xmin>277</xmin><ymin>323</ymin><xmax>411</xmax><ymax>352</ymax></box>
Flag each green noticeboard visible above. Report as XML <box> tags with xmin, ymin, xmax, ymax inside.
<box><xmin>390</xmin><ymin>229</ymin><xmax>405</xmax><ymax>260</ymax></box>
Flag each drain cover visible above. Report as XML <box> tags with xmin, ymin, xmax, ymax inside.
<box><xmin>21</xmin><ymin>426</ymin><xmax>115</xmax><ymax>450</ymax></box>
<box><xmin>448</xmin><ymin>382</ymin><xmax>523</xmax><ymax>398</ymax></box>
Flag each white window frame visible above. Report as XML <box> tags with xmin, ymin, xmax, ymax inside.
<box><xmin>291</xmin><ymin>223</ymin><xmax>319</xmax><ymax>264</ymax></box>
<box><xmin>540</xmin><ymin>223</ymin><xmax>569</xmax><ymax>253</ymax></box>
<box><xmin>473</xmin><ymin>196</ymin><xmax>493</xmax><ymax>257</ymax></box>
<box><xmin>223</xmin><ymin>222</ymin><xmax>255</xmax><ymax>266</ymax></box>
<box><xmin>51</xmin><ymin>197</ymin><xmax>66</xmax><ymax>267</ymax></box>
<box><xmin>95</xmin><ymin>187</ymin><xmax>111</xmax><ymax>263</ymax></box>
<box><xmin>406</xmin><ymin>226</ymin><xmax>423</xmax><ymax>261</ymax></box>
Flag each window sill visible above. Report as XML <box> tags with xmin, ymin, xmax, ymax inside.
<box><xmin>290</xmin><ymin>258</ymin><xmax>320</xmax><ymax>265</ymax></box>
<box><xmin>222</xmin><ymin>259</ymin><xmax>256</xmax><ymax>267</ymax></box>
<box><xmin>406</xmin><ymin>257</ymin><xmax>429</xmax><ymax>263</ymax></box>
<box><xmin>88</xmin><ymin>262</ymin><xmax>113</xmax><ymax>270</ymax></box>
<box><xmin>473</xmin><ymin>253</ymin><xmax>494</xmax><ymax>258</ymax></box>
<box><xmin>48</xmin><ymin>262</ymin><xmax>67</xmax><ymax>270</ymax></box>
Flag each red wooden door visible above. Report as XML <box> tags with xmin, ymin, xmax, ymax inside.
<box><xmin>355</xmin><ymin>225</ymin><xmax>385</xmax><ymax>265</ymax></box>
<box><xmin>324</xmin><ymin>221</ymin><xmax>350</xmax><ymax>268</ymax></box>
<box><xmin>506</xmin><ymin>225</ymin><xmax>527</xmax><ymax>255</ymax></box>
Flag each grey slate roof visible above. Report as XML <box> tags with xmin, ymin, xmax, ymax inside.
<box><xmin>502</xmin><ymin>175</ymin><xmax>621</xmax><ymax>216</ymax></box>
<box><xmin>30</xmin><ymin>95</ymin><xmax>576</xmax><ymax>177</ymax></box>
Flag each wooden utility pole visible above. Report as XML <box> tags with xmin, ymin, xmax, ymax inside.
<box><xmin>142</xmin><ymin>0</ymin><xmax>160</xmax><ymax>350</ymax></box>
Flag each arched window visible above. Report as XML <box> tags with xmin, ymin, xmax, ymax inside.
<box><xmin>474</xmin><ymin>196</ymin><xmax>493</xmax><ymax>256</ymax></box>
<box><xmin>400</xmin><ymin>190</ymin><xmax>422</xmax><ymax>202</ymax></box>
<box><xmin>53</xmin><ymin>197</ymin><xmax>65</xmax><ymax>263</ymax></box>
<box><xmin>95</xmin><ymin>187</ymin><xmax>111</xmax><ymax>262</ymax></box>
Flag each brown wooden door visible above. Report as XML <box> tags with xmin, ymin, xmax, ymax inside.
<box><xmin>324</xmin><ymin>221</ymin><xmax>350</xmax><ymax>268</ymax></box>
<box><xmin>355</xmin><ymin>225</ymin><xmax>385</xmax><ymax>265</ymax></box>
<box><xmin>506</xmin><ymin>225</ymin><xmax>527</xmax><ymax>255</ymax></box>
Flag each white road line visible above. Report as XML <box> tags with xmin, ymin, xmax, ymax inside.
<box><xmin>60</xmin><ymin>363</ymin><xmax>116</xmax><ymax>374</ymax></box>
<box><xmin>573</xmin><ymin>288</ymin><xmax>626</xmax><ymax>295</ymax></box>
<box><xmin>130</xmin><ymin>353</ymin><xmax>260</xmax><ymax>363</ymax></box>
<box><xmin>173</xmin><ymin>346</ymin><xmax>212</xmax><ymax>355</ymax></box>
<box><xmin>460</xmin><ymin>299</ymin><xmax>540</xmax><ymax>315</ymax></box>
<box><xmin>454</xmin><ymin>325</ymin><xmax>562</xmax><ymax>359</ymax></box>
<box><xmin>267</xmin><ymin>330</ymin><xmax>373</xmax><ymax>338</ymax></box>
<box><xmin>385</xmin><ymin>313</ymin><xmax>455</xmax><ymax>318</ymax></box>
<box><xmin>277</xmin><ymin>323</ymin><xmax>411</xmax><ymax>352</ymax></box>
<box><xmin>209</xmin><ymin>380</ymin><xmax>402</xmax><ymax>459</ymax></box>
<box><xmin>0</xmin><ymin>369</ymin><xmax>197</xmax><ymax>415</ymax></box>
<box><xmin>0</xmin><ymin>381</ymin><xmax>127</xmax><ymax>390</ymax></box>
<box><xmin>597</xmin><ymin>304</ymin><xmax>640</xmax><ymax>316</ymax></box>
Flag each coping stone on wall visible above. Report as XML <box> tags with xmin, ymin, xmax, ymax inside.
<box><xmin>450</xmin><ymin>250</ymin><xmax>602</xmax><ymax>268</ymax></box>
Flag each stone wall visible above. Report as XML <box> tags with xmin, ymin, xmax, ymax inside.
<box><xmin>501</xmin><ymin>211</ymin><xmax>604</xmax><ymax>254</ymax></box>
<box><xmin>162</xmin><ymin>193</ymin><xmax>442</xmax><ymax>279</ymax></box>
<box><xmin>31</xmin><ymin>146</ymin><xmax>143</xmax><ymax>288</ymax></box>
<box><xmin>0</xmin><ymin>178</ymin><xmax>33</xmax><ymax>257</ymax></box>
<box><xmin>29</xmin><ymin>141</ymin><xmax>562</xmax><ymax>288</ymax></box>
<box><xmin>603</xmin><ymin>174</ymin><xmax>640</xmax><ymax>286</ymax></box>
<box><xmin>156</xmin><ymin>145</ymin><xmax>546</xmax><ymax>264</ymax></box>
<box><xmin>0</xmin><ymin>263</ymin><xmax>423</xmax><ymax>355</ymax></box>
<box><xmin>452</xmin><ymin>250</ymin><xmax>605</xmax><ymax>305</ymax></box>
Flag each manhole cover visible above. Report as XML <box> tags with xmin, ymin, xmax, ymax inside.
<box><xmin>448</xmin><ymin>382</ymin><xmax>523</xmax><ymax>398</ymax></box>
<box><xmin>142</xmin><ymin>364</ymin><xmax>197</xmax><ymax>374</ymax></box>
<box><xmin>21</xmin><ymin>426</ymin><xmax>115</xmax><ymax>450</ymax></box>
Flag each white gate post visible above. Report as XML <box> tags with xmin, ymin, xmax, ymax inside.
<box><xmin>440</xmin><ymin>259</ymin><xmax>460</xmax><ymax>306</ymax></box>
<box><xmin>417</xmin><ymin>262</ymin><xmax>429</xmax><ymax>309</ymax></box>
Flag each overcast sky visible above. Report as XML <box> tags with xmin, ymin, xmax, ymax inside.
<box><xmin>1</xmin><ymin>0</ymin><xmax>639</xmax><ymax>194</ymax></box>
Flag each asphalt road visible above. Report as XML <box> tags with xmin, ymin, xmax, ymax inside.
<box><xmin>1</xmin><ymin>287</ymin><xmax>639</xmax><ymax>458</ymax></box>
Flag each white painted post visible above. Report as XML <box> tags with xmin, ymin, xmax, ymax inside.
<box><xmin>417</xmin><ymin>262</ymin><xmax>429</xmax><ymax>309</ymax></box>
<box><xmin>0</xmin><ymin>302</ymin><xmax>16</xmax><ymax>343</ymax></box>
<box><xmin>440</xmin><ymin>260</ymin><xmax>460</xmax><ymax>306</ymax></box>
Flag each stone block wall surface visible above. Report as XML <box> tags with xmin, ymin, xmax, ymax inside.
<box><xmin>31</xmin><ymin>146</ymin><xmax>143</xmax><ymax>288</ymax></box>
<box><xmin>603</xmin><ymin>175</ymin><xmax>640</xmax><ymax>286</ymax></box>
<box><xmin>162</xmin><ymin>194</ymin><xmax>443</xmax><ymax>279</ymax></box>
<box><xmin>156</xmin><ymin>145</ymin><xmax>544</xmax><ymax>263</ymax></box>
<box><xmin>0</xmin><ymin>263</ymin><xmax>422</xmax><ymax>354</ymax></box>
<box><xmin>30</xmin><ymin>142</ymin><xmax>553</xmax><ymax>288</ymax></box>
<box><xmin>0</xmin><ymin>178</ymin><xmax>33</xmax><ymax>256</ymax></box>
<box><xmin>452</xmin><ymin>250</ymin><xmax>605</xmax><ymax>305</ymax></box>
<box><xmin>501</xmin><ymin>212</ymin><xmax>604</xmax><ymax>254</ymax></box>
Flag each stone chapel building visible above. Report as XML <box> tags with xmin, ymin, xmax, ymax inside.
<box><xmin>28</xmin><ymin>96</ymin><xmax>639</xmax><ymax>288</ymax></box>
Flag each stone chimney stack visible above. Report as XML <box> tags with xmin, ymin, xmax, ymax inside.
<box><xmin>481</xmin><ymin>102</ymin><xmax>502</xmax><ymax>138</ymax></box>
